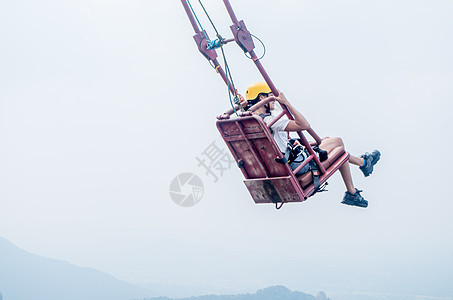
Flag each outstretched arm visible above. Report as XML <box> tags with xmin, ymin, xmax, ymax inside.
<box><xmin>274</xmin><ymin>91</ymin><xmax>311</xmax><ymax>132</ymax></box>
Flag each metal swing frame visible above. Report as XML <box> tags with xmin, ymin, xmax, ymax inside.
<box><xmin>181</xmin><ymin>0</ymin><xmax>349</xmax><ymax>206</ymax></box>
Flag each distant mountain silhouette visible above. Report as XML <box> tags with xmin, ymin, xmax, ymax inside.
<box><xmin>0</xmin><ymin>236</ymin><xmax>155</xmax><ymax>300</ymax></box>
<box><xmin>147</xmin><ymin>285</ymin><xmax>331</xmax><ymax>300</ymax></box>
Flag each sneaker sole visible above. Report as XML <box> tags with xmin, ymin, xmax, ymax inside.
<box><xmin>341</xmin><ymin>200</ymin><xmax>368</xmax><ymax>208</ymax></box>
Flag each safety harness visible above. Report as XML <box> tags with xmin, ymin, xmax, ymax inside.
<box><xmin>260</xmin><ymin>113</ymin><xmax>328</xmax><ymax>193</ymax></box>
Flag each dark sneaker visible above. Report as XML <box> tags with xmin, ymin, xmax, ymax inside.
<box><xmin>342</xmin><ymin>189</ymin><xmax>368</xmax><ymax>208</ymax></box>
<box><xmin>359</xmin><ymin>150</ymin><xmax>381</xmax><ymax>177</ymax></box>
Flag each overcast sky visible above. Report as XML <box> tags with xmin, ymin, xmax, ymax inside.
<box><xmin>1</xmin><ymin>0</ymin><xmax>452</xmax><ymax>299</ymax></box>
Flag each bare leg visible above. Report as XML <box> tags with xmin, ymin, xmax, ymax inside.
<box><xmin>318</xmin><ymin>137</ymin><xmax>357</xmax><ymax>194</ymax></box>
<box><xmin>349</xmin><ymin>155</ymin><xmax>364</xmax><ymax>167</ymax></box>
<box><xmin>339</xmin><ymin>161</ymin><xmax>356</xmax><ymax>194</ymax></box>
<box><xmin>319</xmin><ymin>137</ymin><xmax>364</xmax><ymax>167</ymax></box>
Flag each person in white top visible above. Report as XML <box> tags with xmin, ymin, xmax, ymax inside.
<box><xmin>243</xmin><ymin>82</ymin><xmax>381</xmax><ymax>208</ymax></box>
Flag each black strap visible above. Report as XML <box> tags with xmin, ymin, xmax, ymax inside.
<box><xmin>275</xmin><ymin>202</ymin><xmax>284</xmax><ymax>209</ymax></box>
<box><xmin>275</xmin><ymin>145</ymin><xmax>291</xmax><ymax>164</ymax></box>
<box><xmin>276</xmin><ymin>139</ymin><xmax>302</xmax><ymax>165</ymax></box>
<box><xmin>275</xmin><ymin>143</ymin><xmax>324</xmax><ymax>194</ymax></box>
<box><xmin>309</xmin><ymin>159</ymin><xmax>321</xmax><ymax>193</ymax></box>
<box><xmin>313</xmin><ymin>146</ymin><xmax>328</xmax><ymax>162</ymax></box>
<box><xmin>274</xmin><ymin>138</ymin><xmax>327</xmax><ymax>194</ymax></box>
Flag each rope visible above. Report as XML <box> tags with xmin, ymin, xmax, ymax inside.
<box><xmin>198</xmin><ymin>0</ymin><xmax>220</xmax><ymax>36</ymax></box>
<box><xmin>221</xmin><ymin>46</ymin><xmax>239</xmax><ymax>115</ymax></box>
<box><xmin>197</xmin><ymin>0</ymin><xmax>240</xmax><ymax>115</ymax></box>
<box><xmin>187</xmin><ymin>0</ymin><xmax>208</xmax><ymax>40</ymax></box>
<box><xmin>244</xmin><ymin>33</ymin><xmax>266</xmax><ymax>60</ymax></box>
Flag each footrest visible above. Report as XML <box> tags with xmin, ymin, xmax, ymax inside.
<box><xmin>244</xmin><ymin>176</ymin><xmax>305</xmax><ymax>204</ymax></box>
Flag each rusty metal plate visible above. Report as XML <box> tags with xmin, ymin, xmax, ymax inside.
<box><xmin>244</xmin><ymin>176</ymin><xmax>305</xmax><ymax>204</ymax></box>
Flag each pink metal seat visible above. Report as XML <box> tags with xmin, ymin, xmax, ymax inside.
<box><xmin>298</xmin><ymin>145</ymin><xmax>347</xmax><ymax>188</ymax></box>
<box><xmin>217</xmin><ymin>113</ymin><xmax>350</xmax><ymax>206</ymax></box>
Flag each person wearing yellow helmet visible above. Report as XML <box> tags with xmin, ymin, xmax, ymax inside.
<box><xmin>244</xmin><ymin>82</ymin><xmax>311</xmax><ymax>153</ymax></box>
<box><xmin>244</xmin><ymin>82</ymin><xmax>380</xmax><ymax>208</ymax></box>
<box><xmin>245</xmin><ymin>82</ymin><xmax>272</xmax><ymax>111</ymax></box>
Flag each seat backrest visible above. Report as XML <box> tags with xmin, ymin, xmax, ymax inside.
<box><xmin>216</xmin><ymin>115</ymin><xmax>290</xmax><ymax>179</ymax></box>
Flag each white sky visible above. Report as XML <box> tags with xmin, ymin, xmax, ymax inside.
<box><xmin>1</xmin><ymin>0</ymin><xmax>453</xmax><ymax>299</ymax></box>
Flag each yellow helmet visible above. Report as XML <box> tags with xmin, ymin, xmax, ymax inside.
<box><xmin>245</xmin><ymin>82</ymin><xmax>271</xmax><ymax>101</ymax></box>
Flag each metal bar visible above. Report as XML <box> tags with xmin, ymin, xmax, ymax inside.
<box><xmin>223</xmin><ymin>132</ymin><xmax>267</xmax><ymax>142</ymax></box>
<box><xmin>292</xmin><ymin>154</ymin><xmax>314</xmax><ymax>175</ymax></box>
<box><xmin>307</xmin><ymin>129</ymin><xmax>322</xmax><ymax>145</ymax></box>
<box><xmin>248</xmin><ymin>50</ymin><xmax>323</xmax><ymax>144</ymax></box>
<box><xmin>266</xmin><ymin>111</ymin><xmax>285</xmax><ymax>128</ymax></box>
<box><xmin>297</xmin><ymin>131</ymin><xmax>327</xmax><ymax>174</ymax></box>
<box><xmin>278</xmin><ymin>102</ymin><xmax>322</xmax><ymax>146</ymax></box>
<box><xmin>248</xmin><ymin>46</ymin><xmax>324</xmax><ymax>146</ymax></box>
<box><xmin>181</xmin><ymin>0</ymin><xmax>202</xmax><ymax>34</ymax></box>
<box><xmin>275</xmin><ymin>102</ymin><xmax>325</xmax><ymax>172</ymax></box>
<box><xmin>223</xmin><ymin>38</ymin><xmax>235</xmax><ymax>44</ymax></box>
<box><xmin>181</xmin><ymin>0</ymin><xmax>237</xmax><ymax>95</ymax></box>
<box><xmin>212</xmin><ymin>59</ymin><xmax>236</xmax><ymax>95</ymax></box>
<box><xmin>221</xmin><ymin>102</ymin><xmax>246</xmax><ymax>117</ymax></box>
<box><xmin>248</xmin><ymin>50</ymin><xmax>279</xmax><ymax>96</ymax></box>
<box><xmin>248</xmin><ymin>97</ymin><xmax>274</xmax><ymax>112</ymax></box>
<box><xmin>291</xmin><ymin>174</ymin><xmax>308</xmax><ymax>201</ymax></box>
<box><xmin>222</xmin><ymin>0</ymin><xmax>239</xmax><ymax>24</ymax></box>
<box><xmin>304</xmin><ymin>152</ymin><xmax>349</xmax><ymax>198</ymax></box>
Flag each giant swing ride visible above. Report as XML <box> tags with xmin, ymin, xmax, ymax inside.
<box><xmin>181</xmin><ymin>0</ymin><xmax>350</xmax><ymax>209</ymax></box>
